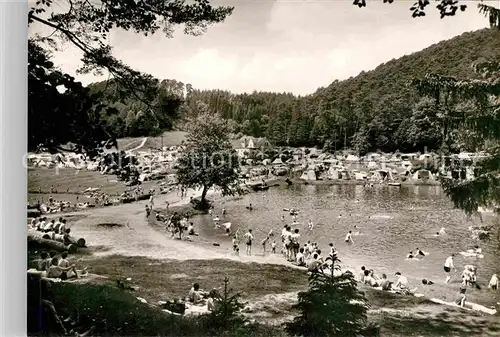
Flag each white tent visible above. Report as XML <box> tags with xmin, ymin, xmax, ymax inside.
<box><xmin>346</xmin><ymin>155</ymin><xmax>359</xmax><ymax>162</ymax></box>
<box><xmin>412</xmin><ymin>169</ymin><xmax>435</xmax><ymax>181</ymax></box>
<box><xmin>300</xmin><ymin>169</ymin><xmax>317</xmax><ymax>181</ymax></box>
<box><xmin>272</xmin><ymin>157</ymin><xmax>283</xmax><ymax>165</ymax></box>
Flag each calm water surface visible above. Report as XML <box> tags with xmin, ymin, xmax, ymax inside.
<box><xmin>197</xmin><ymin>184</ymin><xmax>499</xmax><ymax>287</ymax></box>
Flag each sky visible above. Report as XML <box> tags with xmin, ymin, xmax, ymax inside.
<box><xmin>29</xmin><ymin>0</ymin><xmax>491</xmax><ymax>95</ymax></box>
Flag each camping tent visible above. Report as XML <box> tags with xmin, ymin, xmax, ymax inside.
<box><xmin>300</xmin><ymin>169</ymin><xmax>317</xmax><ymax>181</ymax></box>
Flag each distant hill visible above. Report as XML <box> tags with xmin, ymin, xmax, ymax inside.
<box><xmin>90</xmin><ymin>28</ymin><xmax>500</xmax><ymax>153</ymax></box>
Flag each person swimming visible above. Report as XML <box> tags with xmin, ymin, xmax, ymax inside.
<box><xmin>422</xmin><ymin>279</ymin><xmax>434</xmax><ymax>285</ymax></box>
<box><xmin>416</xmin><ymin>248</ymin><xmax>426</xmax><ymax>257</ymax></box>
<box><xmin>308</xmin><ymin>220</ymin><xmax>314</xmax><ymax>230</ymax></box>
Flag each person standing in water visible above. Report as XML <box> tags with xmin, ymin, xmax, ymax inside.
<box><xmin>345</xmin><ymin>231</ymin><xmax>354</xmax><ymax>244</ymax></box>
<box><xmin>444</xmin><ymin>254</ymin><xmax>456</xmax><ymax>284</ymax></box>
<box><xmin>261</xmin><ymin>235</ymin><xmax>270</xmax><ymax>255</ymax></box>
<box><xmin>244</xmin><ymin>229</ymin><xmax>254</xmax><ymax>255</ymax></box>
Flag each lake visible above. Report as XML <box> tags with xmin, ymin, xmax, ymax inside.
<box><xmin>197</xmin><ymin>184</ymin><xmax>499</xmax><ymax>290</ymax></box>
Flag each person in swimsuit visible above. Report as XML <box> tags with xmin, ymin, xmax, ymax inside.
<box><xmin>444</xmin><ymin>254</ymin><xmax>456</xmax><ymax>284</ymax></box>
<box><xmin>244</xmin><ymin>229</ymin><xmax>254</xmax><ymax>255</ymax></box>
<box><xmin>416</xmin><ymin>248</ymin><xmax>426</xmax><ymax>257</ymax></box>
<box><xmin>454</xmin><ymin>286</ymin><xmax>467</xmax><ymax>307</ymax></box>
<box><xmin>488</xmin><ymin>274</ymin><xmax>498</xmax><ymax>290</ymax></box>
<box><xmin>345</xmin><ymin>231</ymin><xmax>354</xmax><ymax>244</ymax></box>
<box><xmin>407</xmin><ymin>251</ymin><xmax>415</xmax><ymax>259</ymax></box>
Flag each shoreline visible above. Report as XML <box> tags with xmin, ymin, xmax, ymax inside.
<box><xmin>62</xmin><ymin>188</ymin><xmax>500</xmax><ymax>310</ymax></box>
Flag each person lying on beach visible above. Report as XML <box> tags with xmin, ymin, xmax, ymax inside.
<box><xmin>489</xmin><ymin>274</ymin><xmax>498</xmax><ymax>290</ymax></box>
<box><xmin>37</xmin><ymin>252</ymin><xmax>51</xmax><ymax>272</ymax></box>
<box><xmin>406</xmin><ymin>251</ymin><xmax>415</xmax><ymax>259</ymax></box>
<box><xmin>422</xmin><ymin>279</ymin><xmax>434</xmax><ymax>285</ymax></box>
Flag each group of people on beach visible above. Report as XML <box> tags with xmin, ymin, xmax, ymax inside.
<box><xmin>31</xmin><ymin>250</ymin><xmax>87</xmax><ymax>280</ymax></box>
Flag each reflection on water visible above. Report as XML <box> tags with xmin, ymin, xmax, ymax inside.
<box><xmin>198</xmin><ymin>184</ymin><xmax>499</xmax><ymax>286</ymax></box>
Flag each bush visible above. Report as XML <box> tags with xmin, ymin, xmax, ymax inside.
<box><xmin>284</xmin><ymin>253</ymin><xmax>370</xmax><ymax>337</ymax></box>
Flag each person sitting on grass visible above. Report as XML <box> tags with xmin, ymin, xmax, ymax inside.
<box><xmin>37</xmin><ymin>252</ymin><xmax>50</xmax><ymax>272</ymax></box>
<box><xmin>364</xmin><ymin>270</ymin><xmax>380</xmax><ymax>287</ymax></box>
<box><xmin>207</xmin><ymin>289</ymin><xmax>220</xmax><ymax>312</ymax></box>
<box><xmin>394</xmin><ymin>272</ymin><xmax>409</xmax><ymax>290</ymax></box>
<box><xmin>380</xmin><ymin>274</ymin><xmax>392</xmax><ymax>291</ymax></box>
<box><xmin>188</xmin><ymin>283</ymin><xmax>208</xmax><ymax>304</ymax></box>
<box><xmin>307</xmin><ymin>253</ymin><xmax>322</xmax><ymax>274</ymax></box>
<box><xmin>295</xmin><ymin>247</ymin><xmax>306</xmax><ymax>267</ymax></box>
<box><xmin>46</xmin><ymin>257</ymin><xmax>79</xmax><ymax>280</ymax></box>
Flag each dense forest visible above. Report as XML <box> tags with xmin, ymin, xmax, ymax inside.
<box><xmin>89</xmin><ymin>28</ymin><xmax>500</xmax><ymax>154</ymax></box>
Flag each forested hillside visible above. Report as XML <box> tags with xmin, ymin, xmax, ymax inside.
<box><xmin>90</xmin><ymin>28</ymin><xmax>500</xmax><ymax>154</ymax></box>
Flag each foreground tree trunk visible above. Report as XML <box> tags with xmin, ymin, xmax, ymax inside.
<box><xmin>201</xmin><ymin>185</ymin><xmax>208</xmax><ymax>203</ymax></box>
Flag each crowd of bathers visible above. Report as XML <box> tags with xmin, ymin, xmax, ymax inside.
<box><xmin>28</xmin><ymin>216</ymin><xmax>89</xmax><ymax>280</ymax></box>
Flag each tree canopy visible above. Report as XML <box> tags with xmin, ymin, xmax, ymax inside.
<box><xmin>412</xmin><ymin>61</ymin><xmax>500</xmax><ymax>215</ymax></box>
<box><xmin>176</xmin><ymin>110</ymin><xmax>241</xmax><ymax>205</ymax></box>
<box><xmin>28</xmin><ymin>0</ymin><xmax>233</xmax><ymax>153</ymax></box>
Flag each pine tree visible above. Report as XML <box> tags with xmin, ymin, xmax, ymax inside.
<box><xmin>412</xmin><ymin>59</ymin><xmax>500</xmax><ymax>216</ymax></box>
<box><xmin>204</xmin><ymin>277</ymin><xmax>248</xmax><ymax>336</ymax></box>
<box><xmin>285</xmin><ymin>253</ymin><xmax>369</xmax><ymax>337</ymax></box>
